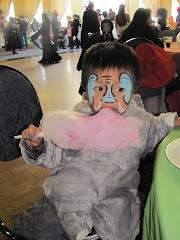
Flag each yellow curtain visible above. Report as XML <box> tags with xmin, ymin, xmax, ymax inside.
<box><xmin>51</xmin><ymin>0</ymin><xmax>69</xmax><ymax>19</ymax></box>
<box><xmin>42</xmin><ymin>0</ymin><xmax>52</xmax><ymax>13</ymax></box>
<box><xmin>42</xmin><ymin>0</ymin><xmax>69</xmax><ymax>20</ymax></box>
<box><xmin>71</xmin><ymin>0</ymin><xmax>82</xmax><ymax>17</ymax></box>
<box><xmin>13</xmin><ymin>0</ymin><xmax>41</xmax><ymax>22</ymax></box>
<box><xmin>160</xmin><ymin>0</ymin><xmax>172</xmax><ymax>18</ymax></box>
<box><xmin>142</xmin><ymin>0</ymin><xmax>160</xmax><ymax>17</ymax></box>
<box><xmin>128</xmin><ymin>0</ymin><xmax>139</xmax><ymax>21</ymax></box>
<box><xmin>0</xmin><ymin>0</ymin><xmax>12</xmax><ymax>18</ymax></box>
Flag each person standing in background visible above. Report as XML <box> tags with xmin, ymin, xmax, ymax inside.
<box><xmin>108</xmin><ymin>8</ymin><xmax>116</xmax><ymax>22</ymax></box>
<box><xmin>71</xmin><ymin>13</ymin><xmax>81</xmax><ymax>49</ymax></box>
<box><xmin>0</xmin><ymin>16</ymin><xmax>7</xmax><ymax>50</ymax></box>
<box><xmin>52</xmin><ymin>10</ymin><xmax>59</xmax><ymax>51</ymax></box>
<box><xmin>19</xmin><ymin>15</ymin><xmax>29</xmax><ymax>50</ymax></box>
<box><xmin>30</xmin><ymin>18</ymin><xmax>41</xmax><ymax>48</ymax></box>
<box><xmin>156</xmin><ymin>8</ymin><xmax>167</xmax><ymax>31</ymax></box>
<box><xmin>176</xmin><ymin>7</ymin><xmax>180</xmax><ymax>23</ymax></box>
<box><xmin>37</xmin><ymin>13</ymin><xmax>62</xmax><ymax>64</ymax></box>
<box><xmin>67</xmin><ymin>16</ymin><xmax>72</xmax><ymax>48</ymax></box>
<box><xmin>115</xmin><ymin>4</ymin><xmax>130</xmax><ymax>38</ymax></box>
<box><xmin>101</xmin><ymin>11</ymin><xmax>114</xmax><ymax>42</ymax></box>
<box><xmin>81</xmin><ymin>2</ymin><xmax>100</xmax><ymax>48</ymax></box>
<box><xmin>6</xmin><ymin>17</ymin><xmax>22</xmax><ymax>54</ymax></box>
<box><xmin>59</xmin><ymin>22</ymin><xmax>66</xmax><ymax>49</ymax></box>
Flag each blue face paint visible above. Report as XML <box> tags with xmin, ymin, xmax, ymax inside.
<box><xmin>87</xmin><ymin>73</ymin><xmax>98</xmax><ymax>105</ymax></box>
<box><xmin>119</xmin><ymin>73</ymin><xmax>132</xmax><ymax>103</ymax></box>
<box><xmin>102</xmin><ymin>84</ymin><xmax>116</xmax><ymax>102</ymax></box>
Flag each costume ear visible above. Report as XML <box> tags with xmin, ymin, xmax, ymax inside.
<box><xmin>119</xmin><ymin>73</ymin><xmax>132</xmax><ymax>103</ymax></box>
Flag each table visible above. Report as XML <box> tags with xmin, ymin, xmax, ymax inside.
<box><xmin>143</xmin><ymin>127</ymin><xmax>180</xmax><ymax>240</ymax></box>
<box><xmin>164</xmin><ymin>42</ymin><xmax>180</xmax><ymax>56</ymax></box>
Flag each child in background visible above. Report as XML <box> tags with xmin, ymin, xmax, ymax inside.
<box><xmin>20</xmin><ymin>42</ymin><xmax>180</xmax><ymax>240</ymax></box>
<box><xmin>67</xmin><ymin>16</ymin><xmax>72</xmax><ymax>48</ymax></box>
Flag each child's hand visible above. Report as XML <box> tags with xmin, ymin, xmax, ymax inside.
<box><xmin>21</xmin><ymin>125</ymin><xmax>43</xmax><ymax>151</ymax></box>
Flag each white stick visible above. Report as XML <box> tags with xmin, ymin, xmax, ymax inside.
<box><xmin>14</xmin><ymin>132</ymin><xmax>44</xmax><ymax>139</ymax></box>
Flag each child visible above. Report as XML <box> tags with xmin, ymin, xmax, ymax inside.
<box><xmin>20</xmin><ymin>42</ymin><xmax>180</xmax><ymax>240</ymax></box>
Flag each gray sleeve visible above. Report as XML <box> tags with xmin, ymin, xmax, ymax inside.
<box><xmin>19</xmin><ymin>138</ymin><xmax>62</xmax><ymax>169</ymax></box>
<box><xmin>144</xmin><ymin>112</ymin><xmax>177</xmax><ymax>153</ymax></box>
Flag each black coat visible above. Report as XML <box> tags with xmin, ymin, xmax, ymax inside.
<box><xmin>81</xmin><ymin>9</ymin><xmax>100</xmax><ymax>48</ymax></box>
<box><xmin>101</xmin><ymin>19</ymin><xmax>114</xmax><ymax>41</ymax></box>
<box><xmin>31</xmin><ymin>19</ymin><xmax>61</xmax><ymax>63</ymax></box>
<box><xmin>72</xmin><ymin>18</ymin><xmax>80</xmax><ymax>36</ymax></box>
<box><xmin>6</xmin><ymin>22</ymin><xmax>22</xmax><ymax>50</ymax></box>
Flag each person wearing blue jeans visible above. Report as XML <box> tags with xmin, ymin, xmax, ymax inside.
<box><xmin>19</xmin><ymin>16</ymin><xmax>29</xmax><ymax>49</ymax></box>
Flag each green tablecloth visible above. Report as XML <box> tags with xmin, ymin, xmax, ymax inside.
<box><xmin>143</xmin><ymin>127</ymin><xmax>180</xmax><ymax>240</ymax></box>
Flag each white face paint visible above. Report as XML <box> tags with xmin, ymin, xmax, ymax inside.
<box><xmin>87</xmin><ymin>68</ymin><xmax>133</xmax><ymax>114</ymax></box>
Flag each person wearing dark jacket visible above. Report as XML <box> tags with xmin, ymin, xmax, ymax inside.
<box><xmin>71</xmin><ymin>13</ymin><xmax>81</xmax><ymax>49</ymax></box>
<box><xmin>81</xmin><ymin>2</ymin><xmax>100</xmax><ymax>48</ymax></box>
<box><xmin>7</xmin><ymin>17</ymin><xmax>22</xmax><ymax>54</ymax></box>
<box><xmin>101</xmin><ymin>11</ymin><xmax>114</xmax><ymax>42</ymax></box>
<box><xmin>19</xmin><ymin>15</ymin><xmax>29</xmax><ymax>49</ymax></box>
<box><xmin>117</xmin><ymin>8</ymin><xmax>164</xmax><ymax>48</ymax></box>
<box><xmin>156</xmin><ymin>8</ymin><xmax>167</xmax><ymax>31</ymax></box>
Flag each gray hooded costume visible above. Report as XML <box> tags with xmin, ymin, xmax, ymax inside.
<box><xmin>20</xmin><ymin>96</ymin><xmax>176</xmax><ymax>240</ymax></box>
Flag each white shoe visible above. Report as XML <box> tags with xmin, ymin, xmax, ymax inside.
<box><xmin>84</xmin><ymin>233</ymin><xmax>99</xmax><ymax>239</ymax></box>
<box><xmin>76</xmin><ymin>228</ymin><xmax>100</xmax><ymax>240</ymax></box>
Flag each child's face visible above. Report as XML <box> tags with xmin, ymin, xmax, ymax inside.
<box><xmin>87</xmin><ymin>68</ymin><xmax>133</xmax><ymax>114</ymax></box>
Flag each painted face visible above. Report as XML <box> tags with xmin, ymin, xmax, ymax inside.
<box><xmin>87</xmin><ymin>68</ymin><xmax>133</xmax><ymax>114</ymax></box>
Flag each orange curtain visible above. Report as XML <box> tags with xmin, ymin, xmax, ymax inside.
<box><xmin>0</xmin><ymin>0</ymin><xmax>12</xmax><ymax>18</ymax></box>
<box><xmin>13</xmin><ymin>0</ymin><xmax>41</xmax><ymax>22</ymax></box>
<box><xmin>177</xmin><ymin>0</ymin><xmax>180</xmax><ymax>4</ymax></box>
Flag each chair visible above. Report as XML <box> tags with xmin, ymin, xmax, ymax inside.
<box><xmin>134</xmin><ymin>43</ymin><xmax>176</xmax><ymax>115</ymax></box>
<box><xmin>0</xmin><ymin>66</ymin><xmax>69</xmax><ymax>240</ymax></box>
<box><xmin>159</xmin><ymin>30</ymin><xmax>177</xmax><ymax>42</ymax></box>
<box><xmin>171</xmin><ymin>52</ymin><xmax>180</xmax><ymax>76</ymax></box>
<box><xmin>124</xmin><ymin>37</ymin><xmax>154</xmax><ymax>50</ymax></box>
<box><xmin>0</xmin><ymin>65</ymin><xmax>43</xmax><ymax>239</ymax></box>
<box><xmin>165</xmin><ymin>53</ymin><xmax>180</xmax><ymax>116</ymax></box>
<box><xmin>165</xmin><ymin>76</ymin><xmax>180</xmax><ymax>116</ymax></box>
<box><xmin>0</xmin><ymin>65</ymin><xmax>42</xmax><ymax>161</ymax></box>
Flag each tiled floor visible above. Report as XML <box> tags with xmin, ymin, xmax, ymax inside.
<box><xmin>0</xmin><ymin>51</ymin><xmax>82</xmax><ymax>113</ymax></box>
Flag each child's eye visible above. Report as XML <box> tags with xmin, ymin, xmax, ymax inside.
<box><xmin>116</xmin><ymin>87</ymin><xmax>124</xmax><ymax>92</ymax></box>
<box><xmin>95</xmin><ymin>86</ymin><xmax>103</xmax><ymax>91</ymax></box>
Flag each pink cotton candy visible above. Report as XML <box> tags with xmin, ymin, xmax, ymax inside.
<box><xmin>41</xmin><ymin>108</ymin><xmax>143</xmax><ymax>152</ymax></box>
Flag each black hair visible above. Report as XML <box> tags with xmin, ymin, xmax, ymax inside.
<box><xmin>156</xmin><ymin>8</ymin><xmax>167</xmax><ymax>19</ymax></box>
<box><xmin>81</xmin><ymin>42</ymin><xmax>140</xmax><ymax>91</ymax></box>
<box><xmin>116</xmin><ymin>4</ymin><xmax>127</xmax><ymax>27</ymax></box>
<box><xmin>88</xmin><ymin>2</ymin><xmax>94</xmax><ymax>9</ymax></box>
<box><xmin>103</xmin><ymin>11</ymin><xmax>107</xmax><ymax>18</ymax></box>
<box><xmin>131</xmin><ymin>8</ymin><xmax>151</xmax><ymax>27</ymax></box>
